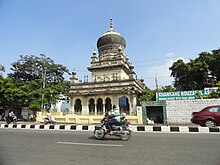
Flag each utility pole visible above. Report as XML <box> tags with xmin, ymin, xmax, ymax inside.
<box><xmin>155</xmin><ymin>76</ymin><xmax>159</xmax><ymax>90</ymax></box>
<box><xmin>41</xmin><ymin>54</ymin><xmax>47</xmax><ymax>111</ymax></box>
<box><xmin>41</xmin><ymin>68</ymin><xmax>46</xmax><ymax>110</ymax></box>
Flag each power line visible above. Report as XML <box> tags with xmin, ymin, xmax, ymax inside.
<box><xmin>131</xmin><ymin>52</ymin><xmax>197</xmax><ymax>64</ymax></box>
<box><xmin>143</xmin><ymin>76</ymin><xmax>173</xmax><ymax>80</ymax></box>
<box><xmin>130</xmin><ymin>49</ymin><xmax>215</xmax><ymax>65</ymax></box>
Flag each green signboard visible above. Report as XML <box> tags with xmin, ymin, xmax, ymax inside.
<box><xmin>156</xmin><ymin>90</ymin><xmax>213</xmax><ymax>101</ymax></box>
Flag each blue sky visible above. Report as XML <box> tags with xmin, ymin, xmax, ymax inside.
<box><xmin>1</xmin><ymin>0</ymin><xmax>220</xmax><ymax>89</ymax></box>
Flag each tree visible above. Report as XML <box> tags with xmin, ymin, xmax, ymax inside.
<box><xmin>169</xmin><ymin>51</ymin><xmax>214</xmax><ymax>90</ymax></box>
<box><xmin>188</xmin><ymin>58</ymin><xmax>209</xmax><ymax>89</ymax></box>
<box><xmin>214</xmin><ymin>81</ymin><xmax>220</xmax><ymax>97</ymax></box>
<box><xmin>160</xmin><ymin>85</ymin><xmax>175</xmax><ymax>92</ymax></box>
<box><xmin>139</xmin><ymin>87</ymin><xmax>157</xmax><ymax>101</ymax></box>
<box><xmin>8</xmin><ymin>54</ymin><xmax>70</xmax><ymax>111</ymax></box>
<box><xmin>169</xmin><ymin>59</ymin><xmax>191</xmax><ymax>90</ymax></box>
<box><xmin>140</xmin><ymin>85</ymin><xmax>176</xmax><ymax>102</ymax></box>
<box><xmin>0</xmin><ymin>64</ymin><xmax>5</xmax><ymax>76</ymax></box>
<box><xmin>198</xmin><ymin>49</ymin><xmax>220</xmax><ymax>82</ymax></box>
<box><xmin>0</xmin><ymin>77</ymin><xmax>20</xmax><ymax>110</ymax></box>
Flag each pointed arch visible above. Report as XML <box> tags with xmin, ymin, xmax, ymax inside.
<box><xmin>89</xmin><ymin>98</ymin><xmax>95</xmax><ymax>115</ymax></box>
<box><xmin>96</xmin><ymin>98</ymin><xmax>103</xmax><ymax>115</ymax></box>
<box><xmin>119</xmin><ymin>96</ymin><xmax>130</xmax><ymax>115</ymax></box>
<box><xmin>74</xmin><ymin>99</ymin><xmax>82</xmax><ymax>115</ymax></box>
<box><xmin>105</xmin><ymin>98</ymin><xmax>112</xmax><ymax>113</ymax></box>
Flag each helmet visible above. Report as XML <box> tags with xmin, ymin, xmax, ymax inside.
<box><xmin>121</xmin><ymin>113</ymin><xmax>126</xmax><ymax>117</ymax></box>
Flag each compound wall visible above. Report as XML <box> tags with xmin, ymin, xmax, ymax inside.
<box><xmin>142</xmin><ymin>99</ymin><xmax>220</xmax><ymax>125</ymax></box>
<box><xmin>166</xmin><ymin>99</ymin><xmax>220</xmax><ymax>124</ymax></box>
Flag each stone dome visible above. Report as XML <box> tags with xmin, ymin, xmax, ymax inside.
<box><xmin>97</xmin><ymin>31</ymin><xmax>126</xmax><ymax>49</ymax></box>
<box><xmin>97</xmin><ymin>18</ymin><xmax>126</xmax><ymax>51</ymax></box>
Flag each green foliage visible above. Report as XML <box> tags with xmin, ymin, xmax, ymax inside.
<box><xmin>216</xmin><ymin>81</ymin><xmax>220</xmax><ymax>95</ymax></box>
<box><xmin>170</xmin><ymin>48</ymin><xmax>220</xmax><ymax>90</ymax></box>
<box><xmin>140</xmin><ymin>85</ymin><xmax>176</xmax><ymax>102</ymax></box>
<box><xmin>199</xmin><ymin>50</ymin><xmax>220</xmax><ymax>79</ymax></box>
<box><xmin>160</xmin><ymin>85</ymin><xmax>175</xmax><ymax>92</ymax></box>
<box><xmin>0</xmin><ymin>54</ymin><xmax>70</xmax><ymax>111</ymax></box>
<box><xmin>139</xmin><ymin>87</ymin><xmax>157</xmax><ymax>101</ymax></box>
<box><xmin>0</xmin><ymin>64</ymin><xmax>5</xmax><ymax>75</ymax></box>
<box><xmin>195</xmin><ymin>91</ymin><xmax>203</xmax><ymax>99</ymax></box>
<box><xmin>0</xmin><ymin>77</ymin><xmax>25</xmax><ymax>109</ymax></box>
<box><xmin>29</xmin><ymin>100</ymin><xmax>41</xmax><ymax>111</ymax></box>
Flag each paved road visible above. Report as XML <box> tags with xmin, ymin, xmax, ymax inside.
<box><xmin>0</xmin><ymin>129</ymin><xmax>219</xmax><ymax>165</ymax></box>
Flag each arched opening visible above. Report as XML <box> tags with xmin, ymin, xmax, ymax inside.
<box><xmin>89</xmin><ymin>98</ymin><xmax>95</xmax><ymax>115</ymax></box>
<box><xmin>74</xmin><ymin>99</ymin><xmax>82</xmax><ymax>115</ymax></box>
<box><xmin>96</xmin><ymin>98</ymin><xmax>103</xmax><ymax>115</ymax></box>
<box><xmin>105</xmin><ymin>98</ymin><xmax>112</xmax><ymax>113</ymax></box>
<box><xmin>119</xmin><ymin>96</ymin><xmax>130</xmax><ymax>115</ymax></box>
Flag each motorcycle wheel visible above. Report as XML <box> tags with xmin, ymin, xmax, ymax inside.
<box><xmin>13</xmin><ymin>119</ymin><xmax>17</xmax><ymax>124</ymax></box>
<box><xmin>120</xmin><ymin>129</ymin><xmax>131</xmax><ymax>141</ymax></box>
<box><xmin>44</xmin><ymin>119</ymin><xmax>49</xmax><ymax>125</ymax></box>
<box><xmin>94</xmin><ymin>128</ymin><xmax>105</xmax><ymax>140</ymax></box>
<box><xmin>6</xmin><ymin>118</ymin><xmax>10</xmax><ymax>124</ymax></box>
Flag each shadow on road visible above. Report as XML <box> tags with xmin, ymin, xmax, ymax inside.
<box><xmin>88</xmin><ymin>135</ymin><xmax>122</xmax><ymax>141</ymax></box>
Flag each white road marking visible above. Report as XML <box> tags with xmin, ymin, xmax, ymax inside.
<box><xmin>57</xmin><ymin>141</ymin><xmax>123</xmax><ymax>147</ymax></box>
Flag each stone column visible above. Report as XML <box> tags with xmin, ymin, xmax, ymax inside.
<box><xmin>82</xmin><ymin>97</ymin><xmax>88</xmax><ymax>115</ymax></box>
<box><xmin>103</xmin><ymin>104</ymin><xmax>106</xmax><ymax>115</ymax></box>
<box><xmin>70</xmin><ymin>98</ymin><xmax>75</xmax><ymax>114</ymax></box>
<box><xmin>94</xmin><ymin>104</ymin><xmax>97</xmax><ymax>115</ymax></box>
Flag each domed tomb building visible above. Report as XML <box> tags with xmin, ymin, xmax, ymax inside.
<box><xmin>68</xmin><ymin>18</ymin><xmax>145</xmax><ymax>116</ymax></box>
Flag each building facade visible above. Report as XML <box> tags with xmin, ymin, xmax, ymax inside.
<box><xmin>68</xmin><ymin>18</ymin><xmax>145</xmax><ymax>116</ymax></box>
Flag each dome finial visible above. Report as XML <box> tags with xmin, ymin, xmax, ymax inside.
<box><xmin>110</xmin><ymin>17</ymin><xmax>113</xmax><ymax>29</ymax></box>
<box><xmin>93</xmin><ymin>49</ymin><xmax>97</xmax><ymax>55</ymax></box>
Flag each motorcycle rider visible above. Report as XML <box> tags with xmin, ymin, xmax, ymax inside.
<box><xmin>45</xmin><ymin>110</ymin><xmax>55</xmax><ymax>124</ymax></box>
<box><xmin>120</xmin><ymin>112</ymin><xmax>127</xmax><ymax>122</ymax></box>
<box><xmin>107</xmin><ymin>105</ymin><xmax>121</xmax><ymax>134</ymax></box>
<box><xmin>45</xmin><ymin>110</ymin><xmax>52</xmax><ymax>121</ymax></box>
<box><xmin>8</xmin><ymin>111</ymin><xmax>16</xmax><ymax>122</ymax></box>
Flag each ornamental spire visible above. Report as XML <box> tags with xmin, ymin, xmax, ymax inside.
<box><xmin>110</xmin><ymin>17</ymin><xmax>113</xmax><ymax>29</ymax></box>
<box><xmin>108</xmin><ymin>17</ymin><xmax>115</xmax><ymax>32</ymax></box>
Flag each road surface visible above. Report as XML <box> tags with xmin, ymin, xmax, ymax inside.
<box><xmin>0</xmin><ymin>129</ymin><xmax>219</xmax><ymax>165</ymax></box>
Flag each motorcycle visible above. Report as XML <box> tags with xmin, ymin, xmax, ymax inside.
<box><xmin>44</xmin><ymin>116</ymin><xmax>56</xmax><ymax>124</ymax></box>
<box><xmin>5</xmin><ymin>116</ymin><xmax>17</xmax><ymax>124</ymax></box>
<box><xmin>94</xmin><ymin>117</ymin><xmax>132</xmax><ymax>141</ymax></box>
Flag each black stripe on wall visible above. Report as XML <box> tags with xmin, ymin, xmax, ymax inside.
<box><xmin>70</xmin><ymin>125</ymin><xmax>76</xmax><ymax>130</ymax></box>
<box><xmin>39</xmin><ymin>125</ymin><xmax>44</xmax><ymax>129</ymax></box>
<box><xmin>49</xmin><ymin>125</ymin><xmax>55</xmax><ymax>129</ymax></box>
<box><xmin>82</xmin><ymin>126</ymin><xmax>88</xmax><ymax>130</ymax></box>
<box><xmin>170</xmin><ymin>127</ymin><xmax>179</xmax><ymax>132</ymax></box>
<box><xmin>153</xmin><ymin>126</ymin><xmax>161</xmax><ymax>131</ymax></box>
<box><xmin>209</xmin><ymin>127</ymin><xmax>220</xmax><ymax>132</ymax></box>
<box><xmin>137</xmin><ymin>126</ymin><xmax>145</xmax><ymax>131</ymax></box>
<box><xmin>60</xmin><ymin>125</ymin><xmax>65</xmax><ymax>129</ymax></box>
<box><xmin>189</xmin><ymin>127</ymin><xmax>199</xmax><ymax>132</ymax></box>
<box><xmin>30</xmin><ymin>125</ymin><xmax>35</xmax><ymax>129</ymax></box>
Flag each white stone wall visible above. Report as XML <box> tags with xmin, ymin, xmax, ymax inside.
<box><xmin>166</xmin><ymin>99</ymin><xmax>220</xmax><ymax>124</ymax></box>
<box><xmin>91</xmin><ymin>68</ymin><xmax>129</xmax><ymax>82</ymax></box>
